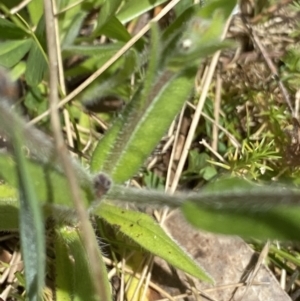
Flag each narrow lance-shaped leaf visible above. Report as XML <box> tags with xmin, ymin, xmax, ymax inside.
<box><xmin>136</xmin><ymin>23</ymin><xmax>162</xmax><ymax>110</ymax></box>
<box><xmin>103</xmin><ymin>184</ymin><xmax>183</xmax><ymax>208</ymax></box>
<box><xmin>63</xmin><ymin>42</ymin><xmax>125</xmax><ymax>57</ymax></box>
<box><xmin>13</xmin><ymin>131</ymin><xmax>45</xmax><ymax>301</ymax></box>
<box><xmin>54</xmin><ymin>225</ymin><xmax>112</xmax><ymax>301</ymax></box>
<box><xmin>90</xmin><ymin>24</ymin><xmax>163</xmax><ymax>179</ymax></box>
<box><xmin>104</xmin><ymin>182</ymin><xmax>300</xmax><ymax>209</ymax></box>
<box><xmin>25</xmin><ymin>16</ymin><xmax>48</xmax><ymax>85</ymax></box>
<box><xmin>181</xmin><ymin>178</ymin><xmax>300</xmax><ymax>241</ymax></box>
<box><xmin>61</xmin><ymin>11</ymin><xmax>87</xmax><ymax>48</ymax></box>
<box><xmin>91</xmin><ymin>5</ymin><xmax>234</xmax><ymax>183</ymax></box>
<box><xmin>96</xmin><ymin>202</ymin><xmax>213</xmax><ymax>283</ymax></box>
<box><xmin>58</xmin><ymin>0</ymin><xmax>86</xmax><ymax>47</ymax></box>
<box><xmin>91</xmin><ymin>67</ymin><xmax>196</xmax><ymax>184</ymax></box>
<box><xmin>103</xmin><ymin>180</ymin><xmax>300</xmax><ymax>241</ymax></box>
<box><xmin>182</xmin><ymin>201</ymin><xmax>300</xmax><ymax>241</ymax></box>
<box><xmin>54</xmin><ymin>228</ymin><xmax>73</xmax><ymax>301</ymax></box>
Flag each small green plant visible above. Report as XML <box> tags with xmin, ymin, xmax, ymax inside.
<box><xmin>1</xmin><ymin>1</ymin><xmax>300</xmax><ymax>300</ymax></box>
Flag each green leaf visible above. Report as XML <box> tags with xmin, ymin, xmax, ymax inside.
<box><xmin>181</xmin><ymin>178</ymin><xmax>300</xmax><ymax>240</ymax></box>
<box><xmin>13</xmin><ymin>131</ymin><xmax>45</xmax><ymax>301</ymax></box>
<box><xmin>0</xmin><ymin>198</ymin><xmax>19</xmax><ymax>231</ymax></box>
<box><xmin>117</xmin><ymin>0</ymin><xmax>168</xmax><ymax>24</ymax></box>
<box><xmin>201</xmin><ymin>166</ymin><xmax>217</xmax><ymax>181</ymax></box>
<box><xmin>63</xmin><ymin>42</ymin><xmax>125</xmax><ymax>57</ymax></box>
<box><xmin>0</xmin><ymin>18</ymin><xmax>28</xmax><ymax>39</ymax></box>
<box><xmin>0</xmin><ymin>154</ymin><xmax>93</xmax><ymax>209</ymax></box>
<box><xmin>0</xmin><ymin>101</ymin><xmax>94</xmax><ymax>192</ymax></box>
<box><xmin>55</xmin><ymin>226</ymin><xmax>112</xmax><ymax>301</ymax></box>
<box><xmin>167</xmin><ymin>16</ymin><xmax>232</xmax><ymax>69</ymax></box>
<box><xmin>0</xmin><ymin>182</ymin><xmax>17</xmax><ymax>198</ymax></box>
<box><xmin>24</xmin><ymin>86</ymin><xmax>48</xmax><ymax>116</ymax></box>
<box><xmin>103</xmin><ymin>185</ymin><xmax>183</xmax><ymax>208</ymax></box>
<box><xmin>137</xmin><ymin>23</ymin><xmax>161</xmax><ymax>112</ymax></box>
<box><xmin>0</xmin><ymin>0</ymin><xmax>23</xmax><ymax>9</ymax></box>
<box><xmin>96</xmin><ymin>0</ymin><xmax>123</xmax><ymax>30</ymax></box>
<box><xmin>197</xmin><ymin>0</ymin><xmax>237</xmax><ymax>19</ymax></box>
<box><xmin>187</xmin><ymin>151</ymin><xmax>210</xmax><ymax>172</ymax></box>
<box><xmin>96</xmin><ymin>16</ymin><xmax>131</xmax><ymax>42</ymax></box>
<box><xmin>104</xmin><ymin>181</ymin><xmax>300</xmax><ymax>241</ymax></box>
<box><xmin>25</xmin><ymin>17</ymin><xmax>48</xmax><ymax>85</ymax></box>
<box><xmin>10</xmin><ymin>61</ymin><xmax>27</xmax><ymax>80</ymax></box>
<box><xmin>182</xmin><ymin>201</ymin><xmax>300</xmax><ymax>240</ymax></box>
<box><xmin>27</xmin><ymin>0</ymin><xmax>44</xmax><ymax>25</ymax></box>
<box><xmin>61</xmin><ymin>11</ymin><xmax>87</xmax><ymax>48</ymax></box>
<box><xmin>0</xmin><ymin>183</ymin><xmax>19</xmax><ymax>230</ymax></box>
<box><xmin>162</xmin><ymin>5</ymin><xmax>195</xmax><ymax>43</ymax></box>
<box><xmin>174</xmin><ymin>0</ymin><xmax>194</xmax><ymax>16</ymax></box>
<box><xmin>96</xmin><ymin>203</ymin><xmax>213</xmax><ymax>283</ymax></box>
<box><xmin>81</xmin><ymin>49</ymin><xmax>136</xmax><ymax>107</ymax></box>
<box><xmin>58</xmin><ymin>0</ymin><xmax>92</xmax><ymax>52</ymax></box>
<box><xmin>91</xmin><ymin>3</ymin><xmax>235</xmax><ymax>182</ymax></box>
<box><xmin>53</xmin><ymin>231</ymin><xmax>73</xmax><ymax>301</ymax></box>
<box><xmin>64</xmin><ymin>43</ymin><xmax>125</xmax><ymax>77</ymax></box>
<box><xmin>91</xmin><ymin>67</ymin><xmax>196</xmax><ymax>183</ymax></box>
<box><xmin>0</xmin><ymin>39</ymin><xmax>32</xmax><ymax>68</ymax></box>
<box><xmin>162</xmin><ymin>2</ymin><xmax>236</xmax><ymax>70</ymax></box>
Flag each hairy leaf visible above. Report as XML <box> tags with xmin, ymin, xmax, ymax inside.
<box><xmin>181</xmin><ymin>178</ymin><xmax>300</xmax><ymax>240</ymax></box>
<box><xmin>55</xmin><ymin>226</ymin><xmax>112</xmax><ymax>301</ymax></box>
<box><xmin>97</xmin><ymin>202</ymin><xmax>213</xmax><ymax>283</ymax></box>
<box><xmin>182</xmin><ymin>201</ymin><xmax>300</xmax><ymax>240</ymax></box>
<box><xmin>91</xmin><ymin>67</ymin><xmax>196</xmax><ymax>183</ymax></box>
<box><xmin>13</xmin><ymin>132</ymin><xmax>45</xmax><ymax>301</ymax></box>
<box><xmin>91</xmin><ymin>3</ymin><xmax>234</xmax><ymax>182</ymax></box>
